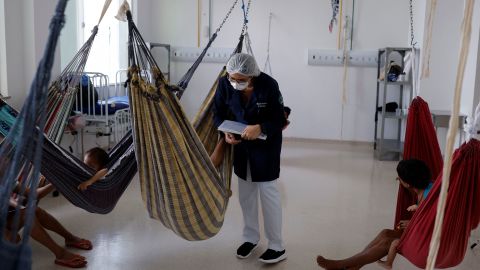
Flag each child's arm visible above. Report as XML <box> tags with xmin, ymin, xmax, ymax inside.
<box><xmin>210</xmin><ymin>137</ymin><xmax>227</xmax><ymax>167</ymax></box>
<box><xmin>407</xmin><ymin>204</ymin><xmax>418</xmax><ymax>212</ymax></box>
<box><xmin>12</xmin><ymin>176</ymin><xmax>52</xmax><ymax>200</ymax></box>
<box><xmin>78</xmin><ymin>169</ymin><xmax>108</xmax><ymax>191</ymax></box>
<box><xmin>36</xmin><ymin>183</ymin><xmax>54</xmax><ymax>200</ymax></box>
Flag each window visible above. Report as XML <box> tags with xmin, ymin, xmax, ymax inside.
<box><xmin>79</xmin><ymin>0</ymin><xmax>131</xmax><ymax>81</ymax></box>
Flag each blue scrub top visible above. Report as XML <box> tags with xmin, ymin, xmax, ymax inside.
<box><xmin>213</xmin><ymin>72</ymin><xmax>286</xmax><ymax>182</ymax></box>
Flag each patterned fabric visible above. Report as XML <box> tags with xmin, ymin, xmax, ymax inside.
<box><xmin>127</xmin><ymin>11</ymin><xmax>235</xmax><ymax>240</ymax></box>
<box><xmin>0</xmin><ymin>99</ymin><xmax>137</xmax><ymax>214</ymax></box>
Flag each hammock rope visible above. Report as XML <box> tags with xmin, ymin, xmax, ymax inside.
<box><xmin>421</xmin><ymin>0</ymin><xmax>438</xmax><ymax>79</ymax></box>
<box><xmin>263</xmin><ymin>12</ymin><xmax>273</xmax><ymax>75</ymax></box>
<box><xmin>176</xmin><ymin>0</ymin><xmax>242</xmax><ymax>93</ymax></box>
<box><xmin>426</xmin><ymin>0</ymin><xmax>474</xmax><ymax>268</ymax></box>
<box><xmin>45</xmin><ymin>0</ymin><xmax>113</xmax><ymax>143</ymax></box>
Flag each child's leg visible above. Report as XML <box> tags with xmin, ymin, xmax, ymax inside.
<box><xmin>35</xmin><ymin>207</ymin><xmax>92</xmax><ymax>250</ymax></box>
<box><xmin>210</xmin><ymin>137</ymin><xmax>226</xmax><ymax>167</ymax></box>
<box><xmin>9</xmin><ymin>209</ymin><xmax>85</xmax><ymax>261</ymax></box>
<box><xmin>317</xmin><ymin>231</ymin><xmax>397</xmax><ymax>269</ymax></box>
<box><xmin>377</xmin><ymin>239</ymin><xmax>399</xmax><ymax>269</ymax></box>
<box><xmin>35</xmin><ymin>208</ymin><xmax>75</xmax><ymax>241</ymax></box>
<box><xmin>364</xmin><ymin>229</ymin><xmax>401</xmax><ymax>250</ymax></box>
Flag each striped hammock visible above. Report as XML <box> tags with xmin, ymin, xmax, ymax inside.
<box><xmin>126</xmin><ymin>9</ymin><xmax>238</xmax><ymax>240</ymax></box>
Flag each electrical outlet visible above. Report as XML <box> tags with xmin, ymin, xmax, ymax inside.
<box><xmin>172</xmin><ymin>47</ymin><xmax>234</xmax><ymax>63</ymax></box>
<box><xmin>348</xmin><ymin>50</ymin><xmax>378</xmax><ymax>67</ymax></box>
<box><xmin>307</xmin><ymin>49</ymin><xmax>344</xmax><ymax>66</ymax></box>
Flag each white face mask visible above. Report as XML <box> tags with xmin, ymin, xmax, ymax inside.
<box><xmin>230</xmin><ymin>81</ymin><xmax>248</xmax><ymax>91</ymax></box>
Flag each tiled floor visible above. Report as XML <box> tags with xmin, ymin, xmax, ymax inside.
<box><xmin>31</xmin><ymin>139</ymin><xmax>479</xmax><ymax>269</ymax></box>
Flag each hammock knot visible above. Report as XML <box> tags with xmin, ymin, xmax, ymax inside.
<box><xmin>146</xmin><ymin>84</ymin><xmax>157</xmax><ymax>94</ymax></box>
<box><xmin>91</xmin><ymin>25</ymin><xmax>99</xmax><ymax>35</ymax></box>
<box><xmin>115</xmin><ymin>0</ymin><xmax>130</xmax><ymax>22</ymax></box>
<box><xmin>465</xmin><ymin>103</ymin><xmax>480</xmax><ymax>140</ymax></box>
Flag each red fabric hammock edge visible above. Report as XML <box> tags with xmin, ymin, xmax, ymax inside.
<box><xmin>395</xmin><ymin>96</ymin><xmax>443</xmax><ymax>226</ymax></box>
<box><xmin>397</xmin><ymin>138</ymin><xmax>480</xmax><ymax>268</ymax></box>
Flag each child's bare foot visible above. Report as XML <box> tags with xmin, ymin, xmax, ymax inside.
<box><xmin>317</xmin><ymin>256</ymin><xmax>342</xmax><ymax>269</ymax></box>
<box><xmin>377</xmin><ymin>260</ymin><xmax>392</xmax><ymax>269</ymax></box>
<box><xmin>55</xmin><ymin>252</ymin><xmax>87</xmax><ymax>269</ymax></box>
<box><xmin>56</xmin><ymin>249</ymin><xmax>86</xmax><ymax>261</ymax></box>
<box><xmin>317</xmin><ymin>255</ymin><xmax>328</xmax><ymax>268</ymax></box>
<box><xmin>65</xmin><ymin>236</ymin><xmax>92</xmax><ymax>250</ymax></box>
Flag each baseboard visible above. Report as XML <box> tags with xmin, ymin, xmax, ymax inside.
<box><xmin>283</xmin><ymin>136</ymin><xmax>374</xmax><ymax>146</ymax></box>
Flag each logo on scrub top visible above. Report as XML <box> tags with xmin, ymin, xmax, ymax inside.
<box><xmin>256</xmin><ymin>102</ymin><xmax>268</xmax><ymax>108</ymax></box>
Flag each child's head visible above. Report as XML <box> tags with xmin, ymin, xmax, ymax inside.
<box><xmin>84</xmin><ymin>147</ymin><xmax>109</xmax><ymax>171</ymax></box>
<box><xmin>396</xmin><ymin>159</ymin><xmax>431</xmax><ymax>190</ymax></box>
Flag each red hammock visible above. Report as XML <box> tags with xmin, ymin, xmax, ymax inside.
<box><xmin>397</xmin><ymin>139</ymin><xmax>480</xmax><ymax>268</ymax></box>
<box><xmin>395</xmin><ymin>96</ymin><xmax>443</xmax><ymax>226</ymax></box>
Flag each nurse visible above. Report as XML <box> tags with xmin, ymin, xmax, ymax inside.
<box><xmin>213</xmin><ymin>53</ymin><xmax>287</xmax><ymax>264</ymax></box>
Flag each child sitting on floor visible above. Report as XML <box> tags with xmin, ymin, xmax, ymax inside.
<box><xmin>77</xmin><ymin>147</ymin><xmax>109</xmax><ymax>191</ymax></box>
<box><xmin>377</xmin><ymin>161</ymin><xmax>433</xmax><ymax>270</ymax></box>
<box><xmin>2</xmin><ymin>127</ymin><xmax>93</xmax><ymax>268</ymax></box>
<box><xmin>317</xmin><ymin>159</ymin><xmax>433</xmax><ymax>270</ymax></box>
<box><xmin>6</xmin><ymin>177</ymin><xmax>92</xmax><ymax>268</ymax></box>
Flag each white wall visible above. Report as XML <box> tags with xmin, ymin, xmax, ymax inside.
<box><xmin>23</xmin><ymin>0</ymin><xmax>35</xmax><ymax>87</ymax></box>
<box><xmin>413</xmin><ymin>1</ymin><xmax>480</xmax><ymax>150</ymax></box>
<box><xmin>143</xmin><ymin>0</ymin><xmax>409</xmax><ymax>142</ymax></box>
<box><xmin>3</xmin><ymin>0</ymin><xmax>27</xmax><ymax>109</ymax></box>
<box><xmin>2</xmin><ymin>0</ymin><xmax>62</xmax><ymax>110</ymax></box>
<box><xmin>0</xmin><ymin>0</ymin><xmax>7</xmax><ymax>96</ymax></box>
<box><xmin>419</xmin><ymin>1</ymin><xmax>480</xmax><ymax>115</ymax></box>
<box><xmin>60</xmin><ymin>1</ymin><xmax>78</xmax><ymax>70</ymax></box>
<box><xmin>475</xmin><ymin>47</ymin><xmax>480</xmax><ymax>111</ymax></box>
<box><xmin>32</xmin><ymin>0</ymin><xmax>62</xmax><ymax>81</ymax></box>
<box><xmin>463</xmin><ymin>0</ymin><xmax>480</xmax><ymax>116</ymax></box>
<box><xmin>2</xmin><ymin>0</ymin><xmax>478</xmax><ymax>142</ymax></box>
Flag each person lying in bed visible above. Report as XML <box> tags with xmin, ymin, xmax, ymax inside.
<box><xmin>316</xmin><ymin>159</ymin><xmax>433</xmax><ymax>270</ymax></box>
<box><xmin>77</xmin><ymin>147</ymin><xmax>109</xmax><ymax>191</ymax></box>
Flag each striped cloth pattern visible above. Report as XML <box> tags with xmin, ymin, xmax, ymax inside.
<box><xmin>128</xmin><ymin>67</ymin><xmax>232</xmax><ymax>241</ymax></box>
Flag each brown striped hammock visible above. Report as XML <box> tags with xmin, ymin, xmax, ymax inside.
<box><xmin>123</xmin><ymin>7</ymin><xmax>247</xmax><ymax>240</ymax></box>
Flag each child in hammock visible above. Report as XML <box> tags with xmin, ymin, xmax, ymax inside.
<box><xmin>376</xmin><ymin>162</ymin><xmax>434</xmax><ymax>270</ymax></box>
<box><xmin>317</xmin><ymin>159</ymin><xmax>433</xmax><ymax>270</ymax></box>
<box><xmin>77</xmin><ymin>147</ymin><xmax>109</xmax><ymax>191</ymax></box>
<box><xmin>210</xmin><ymin>106</ymin><xmax>292</xmax><ymax>167</ymax></box>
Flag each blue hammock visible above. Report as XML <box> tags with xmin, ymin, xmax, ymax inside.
<box><xmin>0</xmin><ymin>1</ymin><xmax>67</xmax><ymax>269</ymax></box>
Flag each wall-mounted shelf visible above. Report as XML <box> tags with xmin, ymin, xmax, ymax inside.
<box><xmin>374</xmin><ymin>47</ymin><xmax>413</xmax><ymax>161</ymax></box>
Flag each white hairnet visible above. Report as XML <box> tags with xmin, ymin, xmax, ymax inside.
<box><xmin>226</xmin><ymin>53</ymin><xmax>261</xmax><ymax>77</ymax></box>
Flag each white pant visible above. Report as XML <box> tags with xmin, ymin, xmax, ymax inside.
<box><xmin>238</xmin><ymin>165</ymin><xmax>284</xmax><ymax>251</ymax></box>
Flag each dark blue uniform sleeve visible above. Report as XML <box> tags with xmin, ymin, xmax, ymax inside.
<box><xmin>260</xmin><ymin>81</ymin><xmax>286</xmax><ymax>137</ymax></box>
<box><xmin>213</xmin><ymin>77</ymin><xmax>229</xmax><ymax>128</ymax></box>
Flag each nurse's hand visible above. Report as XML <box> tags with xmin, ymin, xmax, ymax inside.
<box><xmin>242</xmin><ymin>124</ymin><xmax>261</xmax><ymax>140</ymax></box>
<box><xmin>225</xmin><ymin>132</ymin><xmax>241</xmax><ymax>145</ymax></box>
